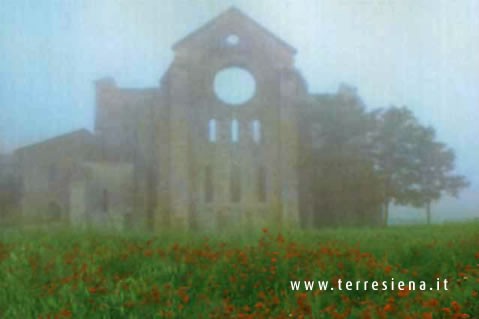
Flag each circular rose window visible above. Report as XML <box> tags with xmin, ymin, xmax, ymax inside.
<box><xmin>214</xmin><ymin>67</ymin><xmax>256</xmax><ymax>105</ymax></box>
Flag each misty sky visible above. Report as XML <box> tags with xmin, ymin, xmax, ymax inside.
<box><xmin>1</xmin><ymin>0</ymin><xmax>478</xmax><ymax>221</ymax></box>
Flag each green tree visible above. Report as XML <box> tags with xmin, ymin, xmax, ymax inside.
<box><xmin>409</xmin><ymin>126</ymin><xmax>469</xmax><ymax>224</ymax></box>
<box><xmin>371</xmin><ymin>107</ymin><xmax>469</xmax><ymax>225</ymax></box>
<box><xmin>303</xmin><ymin>85</ymin><xmax>383</xmax><ymax>227</ymax></box>
<box><xmin>371</xmin><ymin>107</ymin><xmax>426</xmax><ymax>226</ymax></box>
<box><xmin>302</xmin><ymin>89</ymin><xmax>468</xmax><ymax>228</ymax></box>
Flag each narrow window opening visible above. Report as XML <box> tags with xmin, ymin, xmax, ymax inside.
<box><xmin>208</xmin><ymin>119</ymin><xmax>217</xmax><ymax>142</ymax></box>
<box><xmin>258</xmin><ymin>166</ymin><xmax>266</xmax><ymax>202</ymax></box>
<box><xmin>230</xmin><ymin>164</ymin><xmax>241</xmax><ymax>202</ymax></box>
<box><xmin>102</xmin><ymin>189</ymin><xmax>109</xmax><ymax>213</ymax></box>
<box><xmin>252</xmin><ymin>120</ymin><xmax>262</xmax><ymax>143</ymax></box>
<box><xmin>231</xmin><ymin>119</ymin><xmax>239</xmax><ymax>143</ymax></box>
<box><xmin>205</xmin><ymin>165</ymin><xmax>213</xmax><ymax>203</ymax></box>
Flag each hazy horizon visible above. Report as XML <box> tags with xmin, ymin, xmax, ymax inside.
<box><xmin>1</xmin><ymin>0</ymin><xmax>477</xmax><ymax>221</ymax></box>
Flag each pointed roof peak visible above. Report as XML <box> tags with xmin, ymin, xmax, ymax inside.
<box><xmin>226</xmin><ymin>6</ymin><xmax>242</xmax><ymax>13</ymax></box>
<box><xmin>172</xmin><ymin>7</ymin><xmax>296</xmax><ymax>54</ymax></box>
<box><xmin>218</xmin><ymin>6</ymin><xmax>247</xmax><ymax>17</ymax></box>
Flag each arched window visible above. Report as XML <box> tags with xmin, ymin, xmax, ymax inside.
<box><xmin>251</xmin><ymin>120</ymin><xmax>262</xmax><ymax>144</ymax></box>
<box><xmin>231</xmin><ymin>119</ymin><xmax>239</xmax><ymax>143</ymax></box>
<box><xmin>208</xmin><ymin>119</ymin><xmax>217</xmax><ymax>143</ymax></box>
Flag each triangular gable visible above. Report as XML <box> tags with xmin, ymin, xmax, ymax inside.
<box><xmin>14</xmin><ymin>129</ymin><xmax>95</xmax><ymax>154</ymax></box>
<box><xmin>172</xmin><ymin>7</ymin><xmax>297</xmax><ymax>55</ymax></box>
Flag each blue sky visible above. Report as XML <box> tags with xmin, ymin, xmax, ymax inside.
<box><xmin>1</xmin><ymin>0</ymin><xmax>478</xmax><ymax>220</ymax></box>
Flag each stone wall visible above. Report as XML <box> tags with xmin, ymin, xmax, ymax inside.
<box><xmin>14</xmin><ymin>130</ymin><xmax>97</xmax><ymax>220</ymax></box>
<box><xmin>70</xmin><ymin>162</ymin><xmax>134</xmax><ymax>230</ymax></box>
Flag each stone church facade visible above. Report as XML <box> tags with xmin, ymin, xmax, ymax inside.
<box><xmin>15</xmin><ymin>8</ymin><xmax>321</xmax><ymax>230</ymax></box>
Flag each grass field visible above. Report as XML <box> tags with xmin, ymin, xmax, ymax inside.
<box><xmin>0</xmin><ymin>222</ymin><xmax>478</xmax><ymax>318</ymax></box>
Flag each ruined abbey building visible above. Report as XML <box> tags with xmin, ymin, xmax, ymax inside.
<box><xmin>14</xmin><ymin>7</ymin><xmax>350</xmax><ymax>230</ymax></box>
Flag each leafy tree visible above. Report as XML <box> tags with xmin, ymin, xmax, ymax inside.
<box><xmin>303</xmin><ymin>85</ymin><xmax>383</xmax><ymax>227</ymax></box>
<box><xmin>371</xmin><ymin>106</ymin><xmax>469</xmax><ymax>225</ymax></box>
<box><xmin>369</xmin><ymin>107</ymin><xmax>421</xmax><ymax>225</ymax></box>
<box><xmin>301</xmin><ymin>88</ymin><xmax>468</xmax><ymax>228</ymax></box>
<box><xmin>408</xmin><ymin>126</ymin><xmax>469</xmax><ymax>224</ymax></box>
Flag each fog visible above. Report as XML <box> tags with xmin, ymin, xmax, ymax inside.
<box><xmin>1</xmin><ymin>0</ymin><xmax>478</xmax><ymax>221</ymax></box>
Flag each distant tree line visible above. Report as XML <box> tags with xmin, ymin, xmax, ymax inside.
<box><xmin>300</xmin><ymin>84</ymin><xmax>469</xmax><ymax>227</ymax></box>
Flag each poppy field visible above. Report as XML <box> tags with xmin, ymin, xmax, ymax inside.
<box><xmin>0</xmin><ymin>222</ymin><xmax>478</xmax><ymax>318</ymax></box>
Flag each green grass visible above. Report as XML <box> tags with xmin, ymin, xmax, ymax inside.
<box><xmin>0</xmin><ymin>222</ymin><xmax>478</xmax><ymax>318</ymax></box>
